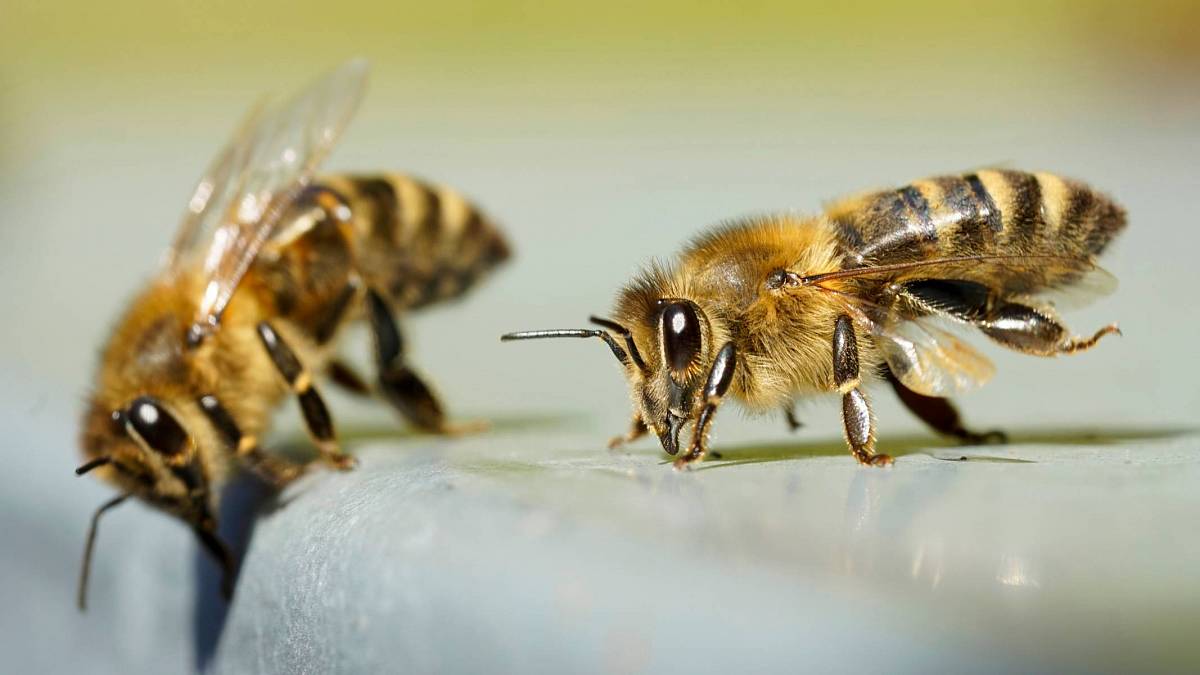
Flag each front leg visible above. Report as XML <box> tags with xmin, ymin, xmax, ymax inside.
<box><xmin>608</xmin><ymin>415</ymin><xmax>647</xmax><ymax>450</ymax></box>
<box><xmin>674</xmin><ymin>342</ymin><xmax>737</xmax><ymax>469</ymax></box>
<box><xmin>256</xmin><ymin>322</ymin><xmax>356</xmax><ymax>470</ymax></box>
<box><xmin>198</xmin><ymin>394</ymin><xmax>307</xmax><ymax>488</ymax></box>
<box><xmin>833</xmin><ymin>315</ymin><xmax>892</xmax><ymax>467</ymax></box>
<box><xmin>193</xmin><ymin>525</ymin><xmax>238</xmax><ymax>600</ymax></box>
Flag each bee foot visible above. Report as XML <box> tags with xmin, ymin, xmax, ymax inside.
<box><xmin>437</xmin><ymin>419</ymin><xmax>490</xmax><ymax>437</ymax></box>
<box><xmin>325</xmin><ymin>453</ymin><xmax>358</xmax><ymax>471</ymax></box>
<box><xmin>672</xmin><ymin>449</ymin><xmax>706</xmax><ymax>470</ymax></box>
<box><xmin>857</xmin><ymin>453</ymin><xmax>893</xmax><ymax>467</ymax></box>
<box><xmin>963</xmin><ymin>429</ymin><xmax>1008</xmax><ymax>445</ymax></box>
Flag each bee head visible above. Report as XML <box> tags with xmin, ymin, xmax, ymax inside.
<box><xmin>627</xmin><ymin>298</ymin><xmax>714</xmax><ymax>455</ymax></box>
<box><xmin>80</xmin><ymin>395</ymin><xmax>215</xmax><ymax>519</ymax></box>
<box><xmin>502</xmin><ymin>290</ymin><xmax>726</xmax><ymax>457</ymax></box>
<box><xmin>77</xmin><ymin>394</ymin><xmax>229</xmax><ymax>610</ymax></box>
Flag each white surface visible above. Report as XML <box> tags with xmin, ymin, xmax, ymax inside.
<box><xmin>205</xmin><ymin>428</ymin><xmax>1200</xmax><ymax>674</ymax></box>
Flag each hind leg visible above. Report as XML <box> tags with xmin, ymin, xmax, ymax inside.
<box><xmin>883</xmin><ymin>368</ymin><xmax>1006</xmax><ymax>445</ymax></box>
<box><xmin>1058</xmin><ymin>323</ymin><xmax>1122</xmax><ymax>354</ymax></box>
<box><xmin>366</xmin><ymin>288</ymin><xmax>484</xmax><ymax>435</ymax></box>
<box><xmin>981</xmin><ymin>302</ymin><xmax>1120</xmax><ymax>356</ymax></box>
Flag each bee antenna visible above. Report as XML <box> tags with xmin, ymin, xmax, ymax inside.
<box><xmin>501</xmin><ymin>328</ymin><xmax>632</xmax><ymax>368</ymax></box>
<box><xmin>75</xmin><ymin>456</ymin><xmax>111</xmax><ymax>476</ymax></box>
<box><xmin>588</xmin><ymin>316</ymin><xmax>648</xmax><ymax>372</ymax></box>
<box><xmin>77</xmin><ymin>494</ymin><xmax>130</xmax><ymax>612</ymax></box>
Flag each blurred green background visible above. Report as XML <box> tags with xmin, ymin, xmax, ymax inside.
<box><xmin>1</xmin><ymin>2</ymin><xmax>1198</xmax><ymax>671</ymax></box>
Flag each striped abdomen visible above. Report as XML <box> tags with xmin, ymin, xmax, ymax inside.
<box><xmin>827</xmin><ymin>170</ymin><xmax>1127</xmax><ymax>267</ymax></box>
<box><xmin>323</xmin><ymin>174</ymin><xmax>510</xmax><ymax>310</ymax></box>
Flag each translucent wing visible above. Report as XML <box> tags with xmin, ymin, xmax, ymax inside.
<box><xmin>802</xmin><ymin>254</ymin><xmax>1117</xmax><ymax>312</ymax></box>
<box><xmin>171</xmin><ymin>59</ymin><xmax>369</xmax><ymax>342</ymax></box>
<box><xmin>832</xmin><ymin>294</ymin><xmax>996</xmax><ymax>397</ymax></box>
<box><xmin>1013</xmin><ymin>261</ymin><xmax>1117</xmax><ymax>312</ymax></box>
<box><xmin>164</xmin><ymin>99</ymin><xmax>268</xmax><ymax>269</ymax></box>
<box><xmin>804</xmin><ymin>254</ymin><xmax>1119</xmax><ymax>397</ymax></box>
<box><xmin>871</xmin><ymin>315</ymin><xmax>996</xmax><ymax>397</ymax></box>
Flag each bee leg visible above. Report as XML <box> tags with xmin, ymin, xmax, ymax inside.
<box><xmin>784</xmin><ymin>404</ymin><xmax>804</xmax><ymax>432</ymax></box>
<box><xmin>981</xmin><ymin>303</ymin><xmax>1121</xmax><ymax>356</ymax></box>
<box><xmin>608</xmin><ymin>415</ymin><xmax>647</xmax><ymax>450</ymax></box>
<box><xmin>327</xmin><ymin>359</ymin><xmax>372</xmax><ymax>396</ymax></box>
<box><xmin>1058</xmin><ymin>323</ymin><xmax>1122</xmax><ymax>354</ymax></box>
<box><xmin>366</xmin><ymin>289</ymin><xmax>484</xmax><ymax>435</ymax></box>
<box><xmin>256</xmin><ymin>322</ymin><xmax>357</xmax><ymax>470</ymax></box>
<box><xmin>199</xmin><ymin>394</ymin><xmax>308</xmax><ymax>488</ymax></box>
<box><xmin>313</xmin><ymin>279</ymin><xmax>361</xmax><ymax>346</ymax></box>
<box><xmin>192</xmin><ymin>525</ymin><xmax>237</xmax><ymax>600</ymax></box>
<box><xmin>834</xmin><ymin>315</ymin><xmax>893</xmax><ymax>467</ymax></box>
<box><xmin>882</xmin><ymin>368</ymin><xmax>1006</xmax><ymax>445</ymax></box>
<box><xmin>674</xmin><ymin>342</ymin><xmax>737</xmax><ymax>469</ymax></box>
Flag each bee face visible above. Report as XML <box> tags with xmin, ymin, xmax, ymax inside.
<box><xmin>631</xmin><ymin>299</ymin><xmax>713</xmax><ymax>456</ymax></box>
<box><xmin>80</xmin><ymin>396</ymin><xmax>215</xmax><ymax>528</ymax></box>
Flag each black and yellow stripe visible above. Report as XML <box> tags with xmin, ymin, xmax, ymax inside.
<box><xmin>320</xmin><ymin>173</ymin><xmax>510</xmax><ymax>310</ymax></box>
<box><xmin>829</xmin><ymin>169</ymin><xmax>1126</xmax><ymax>266</ymax></box>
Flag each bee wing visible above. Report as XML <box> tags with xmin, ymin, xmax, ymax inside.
<box><xmin>872</xmin><ymin>314</ymin><xmax>996</xmax><ymax>397</ymax></box>
<box><xmin>832</xmin><ymin>295</ymin><xmax>996</xmax><ymax>397</ymax></box>
<box><xmin>164</xmin><ymin>98</ymin><xmax>270</xmax><ymax>269</ymax></box>
<box><xmin>803</xmin><ymin>255</ymin><xmax>1117</xmax><ymax>312</ymax></box>
<box><xmin>168</xmin><ymin>59</ymin><xmax>369</xmax><ymax>337</ymax></box>
<box><xmin>1017</xmin><ymin>261</ymin><xmax>1117</xmax><ymax>312</ymax></box>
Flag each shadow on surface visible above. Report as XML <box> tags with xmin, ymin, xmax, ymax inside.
<box><xmin>336</xmin><ymin>412</ymin><xmax>579</xmax><ymax>443</ymax></box>
<box><xmin>692</xmin><ymin>426</ymin><xmax>1193</xmax><ymax>471</ymax></box>
<box><xmin>190</xmin><ymin>412</ymin><xmax>574</xmax><ymax>666</ymax></box>
<box><xmin>193</xmin><ymin>474</ymin><xmax>281</xmax><ymax>671</ymax></box>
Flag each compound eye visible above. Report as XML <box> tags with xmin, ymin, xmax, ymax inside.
<box><xmin>659</xmin><ymin>301</ymin><xmax>702</xmax><ymax>374</ymax></box>
<box><xmin>126</xmin><ymin>397</ymin><xmax>189</xmax><ymax>457</ymax></box>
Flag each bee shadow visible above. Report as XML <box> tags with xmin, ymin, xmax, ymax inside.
<box><xmin>192</xmin><ymin>472</ymin><xmax>289</xmax><ymax>671</ymax></box>
<box><xmin>691</xmin><ymin>426</ymin><xmax>1193</xmax><ymax>470</ymax></box>
<box><xmin>334</xmin><ymin>411</ymin><xmax>580</xmax><ymax>443</ymax></box>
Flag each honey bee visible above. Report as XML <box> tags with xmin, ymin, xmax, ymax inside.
<box><xmin>504</xmin><ymin>170</ymin><xmax>1124</xmax><ymax>469</ymax></box>
<box><xmin>75</xmin><ymin>60</ymin><xmax>509</xmax><ymax>609</ymax></box>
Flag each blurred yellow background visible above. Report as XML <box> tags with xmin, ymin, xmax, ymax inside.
<box><xmin>3</xmin><ymin>0</ymin><xmax>1199</xmax><ymax>427</ymax></box>
<box><xmin>2</xmin><ymin>0</ymin><xmax>1198</xmax><ymax>427</ymax></box>
<box><xmin>5</xmin><ymin>0</ymin><xmax>1199</xmax><ymax>164</ymax></box>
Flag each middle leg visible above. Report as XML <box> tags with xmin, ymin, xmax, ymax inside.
<box><xmin>256</xmin><ymin>321</ymin><xmax>356</xmax><ymax>469</ymax></box>
<box><xmin>783</xmin><ymin>403</ymin><xmax>803</xmax><ymax>432</ymax></box>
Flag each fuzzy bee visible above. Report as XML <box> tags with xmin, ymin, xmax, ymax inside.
<box><xmin>504</xmin><ymin>170</ymin><xmax>1124</xmax><ymax>469</ymax></box>
<box><xmin>75</xmin><ymin>60</ymin><xmax>509</xmax><ymax>608</ymax></box>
